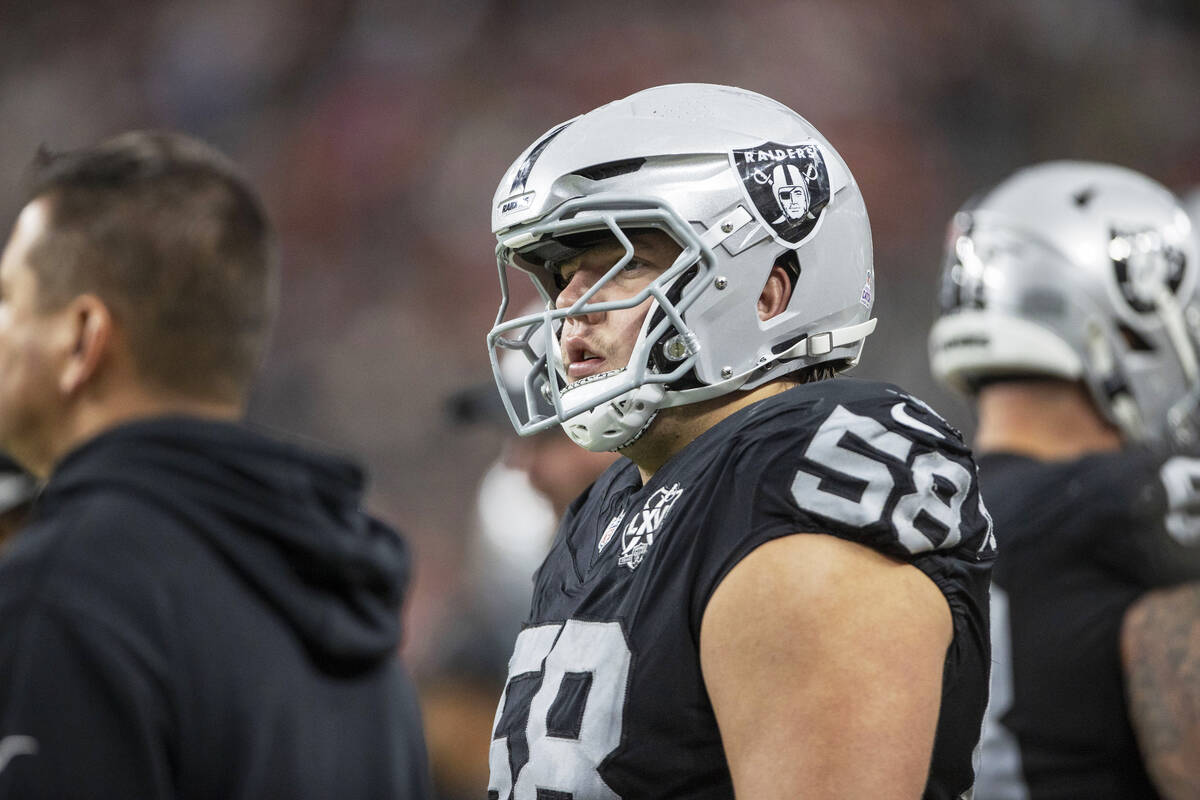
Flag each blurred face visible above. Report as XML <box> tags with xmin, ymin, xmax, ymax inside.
<box><xmin>554</xmin><ymin>230</ymin><xmax>683</xmax><ymax>384</ymax></box>
<box><xmin>505</xmin><ymin>431</ymin><xmax>619</xmax><ymax>516</ymax></box>
<box><xmin>0</xmin><ymin>201</ymin><xmax>73</xmax><ymax>475</ymax></box>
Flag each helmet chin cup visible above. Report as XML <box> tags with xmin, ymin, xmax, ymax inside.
<box><xmin>558</xmin><ymin>371</ymin><xmax>666</xmax><ymax>451</ymax></box>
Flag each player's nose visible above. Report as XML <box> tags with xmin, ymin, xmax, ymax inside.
<box><xmin>555</xmin><ymin>269</ymin><xmax>604</xmax><ymax>322</ymax></box>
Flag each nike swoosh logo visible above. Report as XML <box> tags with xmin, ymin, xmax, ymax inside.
<box><xmin>0</xmin><ymin>735</ymin><xmax>38</xmax><ymax>774</ymax></box>
<box><xmin>891</xmin><ymin>402</ymin><xmax>945</xmax><ymax>439</ymax></box>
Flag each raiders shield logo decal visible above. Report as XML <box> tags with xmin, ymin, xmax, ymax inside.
<box><xmin>730</xmin><ymin>141</ymin><xmax>832</xmax><ymax>247</ymax></box>
<box><xmin>1110</xmin><ymin>224</ymin><xmax>1186</xmax><ymax>313</ymax></box>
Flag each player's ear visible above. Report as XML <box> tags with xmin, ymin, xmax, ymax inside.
<box><xmin>59</xmin><ymin>294</ymin><xmax>113</xmax><ymax>396</ymax></box>
<box><xmin>757</xmin><ymin>263</ymin><xmax>794</xmax><ymax>321</ymax></box>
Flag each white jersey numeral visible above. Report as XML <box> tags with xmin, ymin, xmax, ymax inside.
<box><xmin>489</xmin><ymin>620</ymin><xmax>630</xmax><ymax>800</ymax></box>
<box><xmin>1160</xmin><ymin>455</ymin><xmax>1200</xmax><ymax>545</ymax></box>
<box><xmin>791</xmin><ymin>404</ymin><xmax>973</xmax><ymax>553</ymax></box>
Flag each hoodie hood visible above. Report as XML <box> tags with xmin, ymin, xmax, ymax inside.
<box><xmin>41</xmin><ymin>415</ymin><xmax>410</xmax><ymax>667</ymax></box>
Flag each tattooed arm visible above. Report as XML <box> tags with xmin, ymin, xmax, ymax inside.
<box><xmin>1120</xmin><ymin>582</ymin><xmax>1200</xmax><ymax>800</ymax></box>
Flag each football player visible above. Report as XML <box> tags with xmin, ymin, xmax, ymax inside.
<box><xmin>929</xmin><ymin>161</ymin><xmax>1200</xmax><ymax>798</ymax></box>
<box><xmin>484</xmin><ymin>83</ymin><xmax>994</xmax><ymax>799</ymax></box>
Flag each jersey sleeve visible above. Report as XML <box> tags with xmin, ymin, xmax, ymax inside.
<box><xmin>1090</xmin><ymin>449</ymin><xmax>1200</xmax><ymax>586</ymax></box>
<box><xmin>690</xmin><ymin>387</ymin><xmax>995</xmax><ymax>636</ymax></box>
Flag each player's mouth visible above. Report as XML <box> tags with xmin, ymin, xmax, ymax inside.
<box><xmin>563</xmin><ymin>339</ymin><xmax>607</xmax><ymax>381</ymax></box>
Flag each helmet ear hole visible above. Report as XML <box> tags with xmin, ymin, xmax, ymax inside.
<box><xmin>1117</xmin><ymin>323</ymin><xmax>1155</xmax><ymax>352</ymax></box>
<box><xmin>775</xmin><ymin>250</ymin><xmax>802</xmax><ymax>286</ymax></box>
<box><xmin>766</xmin><ymin>251</ymin><xmax>801</xmax><ymax>316</ymax></box>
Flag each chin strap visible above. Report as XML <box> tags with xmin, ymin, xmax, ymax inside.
<box><xmin>554</xmin><ymin>317</ymin><xmax>877</xmax><ymax>448</ymax></box>
<box><xmin>774</xmin><ymin>318</ymin><xmax>878</xmax><ymax>359</ymax></box>
<box><xmin>659</xmin><ymin>317</ymin><xmax>878</xmax><ymax>409</ymax></box>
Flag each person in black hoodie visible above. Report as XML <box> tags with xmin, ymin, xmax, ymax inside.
<box><xmin>0</xmin><ymin>131</ymin><xmax>431</xmax><ymax>799</ymax></box>
<box><xmin>0</xmin><ymin>453</ymin><xmax>37</xmax><ymax>548</ymax></box>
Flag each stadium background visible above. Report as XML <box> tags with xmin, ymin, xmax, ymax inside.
<box><xmin>1</xmin><ymin>0</ymin><xmax>1198</xmax><ymax>784</ymax></box>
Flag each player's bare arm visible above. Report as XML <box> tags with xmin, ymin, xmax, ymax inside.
<box><xmin>1121</xmin><ymin>581</ymin><xmax>1200</xmax><ymax>800</ymax></box>
<box><xmin>701</xmin><ymin>532</ymin><xmax>952</xmax><ymax>799</ymax></box>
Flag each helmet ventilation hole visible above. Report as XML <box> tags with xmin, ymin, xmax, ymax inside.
<box><xmin>570</xmin><ymin>158</ymin><xmax>647</xmax><ymax>181</ymax></box>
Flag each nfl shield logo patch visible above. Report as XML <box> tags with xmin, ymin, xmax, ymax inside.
<box><xmin>598</xmin><ymin>508</ymin><xmax>625</xmax><ymax>554</ymax></box>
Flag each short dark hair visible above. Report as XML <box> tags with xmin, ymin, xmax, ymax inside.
<box><xmin>22</xmin><ymin>130</ymin><xmax>279</xmax><ymax>403</ymax></box>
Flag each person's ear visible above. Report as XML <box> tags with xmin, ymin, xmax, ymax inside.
<box><xmin>757</xmin><ymin>263</ymin><xmax>794</xmax><ymax>321</ymax></box>
<box><xmin>59</xmin><ymin>295</ymin><xmax>113</xmax><ymax>396</ymax></box>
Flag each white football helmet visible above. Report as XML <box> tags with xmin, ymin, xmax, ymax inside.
<box><xmin>486</xmin><ymin>83</ymin><xmax>876</xmax><ymax>451</ymax></box>
<box><xmin>929</xmin><ymin>161</ymin><xmax>1200</xmax><ymax>445</ymax></box>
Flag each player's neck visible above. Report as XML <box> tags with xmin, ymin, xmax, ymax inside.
<box><xmin>624</xmin><ymin>379</ymin><xmax>798</xmax><ymax>484</ymax></box>
<box><xmin>974</xmin><ymin>380</ymin><xmax>1123</xmax><ymax>461</ymax></box>
<box><xmin>48</xmin><ymin>385</ymin><xmax>243</xmax><ymax>477</ymax></box>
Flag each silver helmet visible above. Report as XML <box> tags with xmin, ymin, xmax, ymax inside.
<box><xmin>486</xmin><ymin>83</ymin><xmax>876</xmax><ymax>451</ymax></box>
<box><xmin>929</xmin><ymin>161</ymin><xmax>1200</xmax><ymax>445</ymax></box>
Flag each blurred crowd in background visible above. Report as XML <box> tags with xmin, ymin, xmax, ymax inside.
<box><xmin>1</xmin><ymin>0</ymin><xmax>1198</xmax><ymax>795</ymax></box>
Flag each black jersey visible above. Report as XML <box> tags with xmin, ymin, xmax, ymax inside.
<box><xmin>488</xmin><ymin>378</ymin><xmax>995</xmax><ymax>799</ymax></box>
<box><xmin>975</xmin><ymin>449</ymin><xmax>1200</xmax><ymax>800</ymax></box>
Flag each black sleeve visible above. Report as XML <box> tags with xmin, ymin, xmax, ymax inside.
<box><xmin>690</xmin><ymin>389</ymin><xmax>995</xmax><ymax>635</ymax></box>
<box><xmin>0</xmin><ymin>600</ymin><xmax>172</xmax><ymax>800</ymax></box>
<box><xmin>1092</xmin><ymin>451</ymin><xmax>1200</xmax><ymax>586</ymax></box>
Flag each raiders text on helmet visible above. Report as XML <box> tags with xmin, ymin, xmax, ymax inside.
<box><xmin>929</xmin><ymin>161</ymin><xmax>1200</xmax><ymax>445</ymax></box>
<box><xmin>486</xmin><ymin>83</ymin><xmax>875</xmax><ymax>451</ymax></box>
